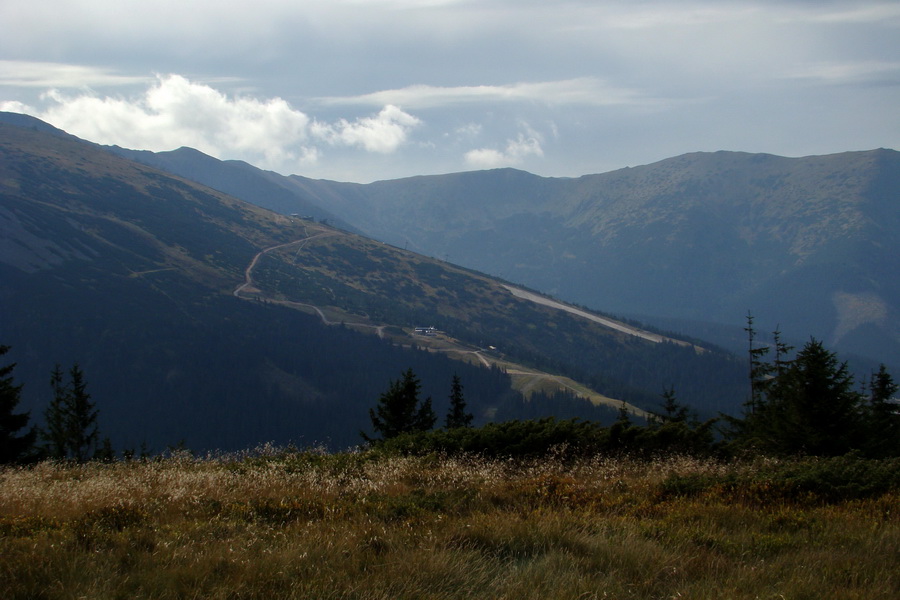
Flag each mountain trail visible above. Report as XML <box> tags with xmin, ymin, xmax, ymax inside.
<box><xmin>234</xmin><ymin>231</ymin><xmax>336</xmax><ymax>298</ymax></box>
<box><xmin>233</xmin><ymin>235</ymin><xmax>649</xmax><ymax>419</ymax></box>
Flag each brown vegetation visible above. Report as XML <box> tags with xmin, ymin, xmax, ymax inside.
<box><xmin>2</xmin><ymin>449</ymin><xmax>898</xmax><ymax>599</ymax></box>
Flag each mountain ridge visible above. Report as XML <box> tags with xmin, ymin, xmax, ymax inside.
<box><xmin>91</xmin><ymin>120</ymin><xmax>900</xmax><ymax>368</ymax></box>
<box><xmin>282</xmin><ymin>148</ymin><xmax>900</xmax><ymax>367</ymax></box>
<box><xmin>0</xmin><ymin>122</ymin><xmax>524</xmax><ymax>450</ymax></box>
<box><xmin>1</xmin><ymin>117</ymin><xmax>750</xmax><ymax>452</ymax></box>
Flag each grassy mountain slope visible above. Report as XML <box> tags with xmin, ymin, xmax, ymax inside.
<box><xmin>0</xmin><ymin>122</ymin><xmax>524</xmax><ymax>451</ymax></box>
<box><xmin>233</xmin><ymin>218</ymin><xmax>747</xmax><ymax>417</ymax></box>
<box><xmin>1</xmin><ymin>118</ymin><xmax>753</xmax><ymax>453</ymax></box>
<box><xmin>108</xmin><ymin>145</ymin><xmax>357</xmax><ymax>232</ymax></box>
<box><xmin>97</xmin><ymin>130</ymin><xmax>899</xmax><ymax>368</ymax></box>
<box><xmin>287</xmin><ymin>151</ymin><xmax>900</xmax><ymax>368</ymax></box>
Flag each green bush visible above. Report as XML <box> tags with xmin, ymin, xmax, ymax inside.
<box><xmin>375</xmin><ymin>415</ymin><xmax>721</xmax><ymax>459</ymax></box>
<box><xmin>659</xmin><ymin>455</ymin><xmax>900</xmax><ymax>503</ymax></box>
<box><xmin>376</xmin><ymin>418</ymin><xmax>611</xmax><ymax>457</ymax></box>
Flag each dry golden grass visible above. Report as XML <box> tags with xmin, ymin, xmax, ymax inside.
<box><xmin>1</xmin><ymin>450</ymin><xmax>897</xmax><ymax>599</ymax></box>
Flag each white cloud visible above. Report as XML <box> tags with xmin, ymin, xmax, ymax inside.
<box><xmin>454</xmin><ymin>123</ymin><xmax>482</xmax><ymax>138</ymax></box>
<box><xmin>596</xmin><ymin>3</ymin><xmax>762</xmax><ymax>30</ymax></box>
<box><xmin>464</xmin><ymin>128</ymin><xmax>544</xmax><ymax>169</ymax></box>
<box><xmin>783</xmin><ymin>60</ymin><xmax>900</xmax><ymax>84</ymax></box>
<box><xmin>0</xmin><ymin>60</ymin><xmax>150</xmax><ymax>89</ymax></box>
<box><xmin>318</xmin><ymin>77</ymin><xmax>654</xmax><ymax>109</ymax></box>
<box><xmin>0</xmin><ymin>100</ymin><xmax>30</xmax><ymax>114</ymax></box>
<box><xmin>5</xmin><ymin>74</ymin><xmax>420</xmax><ymax>173</ymax></box>
<box><xmin>788</xmin><ymin>3</ymin><xmax>900</xmax><ymax>25</ymax></box>
<box><xmin>312</xmin><ymin>105</ymin><xmax>421</xmax><ymax>153</ymax></box>
<box><xmin>29</xmin><ymin>75</ymin><xmax>318</xmax><ymax>170</ymax></box>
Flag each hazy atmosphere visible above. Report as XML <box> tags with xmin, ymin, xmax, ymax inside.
<box><xmin>2</xmin><ymin>0</ymin><xmax>898</xmax><ymax>182</ymax></box>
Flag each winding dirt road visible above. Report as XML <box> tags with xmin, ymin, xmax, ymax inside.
<box><xmin>232</xmin><ymin>234</ymin><xmax>650</xmax><ymax>416</ymax></box>
<box><xmin>233</xmin><ymin>232</ymin><xmax>335</xmax><ymax>298</ymax></box>
<box><xmin>233</xmin><ymin>231</ymin><xmax>390</xmax><ymax>338</ymax></box>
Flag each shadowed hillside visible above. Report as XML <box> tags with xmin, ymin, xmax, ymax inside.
<box><xmin>292</xmin><ymin>151</ymin><xmax>900</xmax><ymax>368</ymax></box>
<box><xmin>0</xmin><ymin>117</ymin><xmax>750</xmax><ymax>452</ymax></box>
<box><xmin>105</xmin><ymin>132</ymin><xmax>898</xmax><ymax>370</ymax></box>
<box><xmin>0</xmin><ymin>122</ymin><xmax>521</xmax><ymax>451</ymax></box>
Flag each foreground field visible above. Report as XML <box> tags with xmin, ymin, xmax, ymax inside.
<box><xmin>1</xmin><ymin>450</ymin><xmax>898</xmax><ymax>599</ymax></box>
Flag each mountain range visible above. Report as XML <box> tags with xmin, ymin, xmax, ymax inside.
<box><xmin>1</xmin><ymin>114</ymin><xmax>755</xmax><ymax>452</ymax></box>
<box><xmin>108</xmin><ymin>142</ymin><xmax>900</xmax><ymax>369</ymax></box>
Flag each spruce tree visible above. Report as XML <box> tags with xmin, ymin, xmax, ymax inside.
<box><xmin>0</xmin><ymin>345</ymin><xmax>37</xmax><ymax>463</ymax></box>
<box><xmin>744</xmin><ymin>312</ymin><xmax>772</xmax><ymax>414</ymax></box>
<box><xmin>66</xmin><ymin>364</ymin><xmax>98</xmax><ymax>462</ymax></box>
<box><xmin>43</xmin><ymin>363</ymin><xmax>99</xmax><ymax>461</ymax></box>
<box><xmin>43</xmin><ymin>364</ymin><xmax>70</xmax><ymax>459</ymax></box>
<box><xmin>445</xmin><ymin>374</ymin><xmax>473</xmax><ymax>429</ymax></box>
<box><xmin>363</xmin><ymin>368</ymin><xmax>436</xmax><ymax>442</ymax></box>
<box><xmin>658</xmin><ymin>386</ymin><xmax>689</xmax><ymax>423</ymax></box>
<box><xmin>756</xmin><ymin>338</ymin><xmax>861</xmax><ymax>456</ymax></box>
<box><xmin>863</xmin><ymin>364</ymin><xmax>899</xmax><ymax>457</ymax></box>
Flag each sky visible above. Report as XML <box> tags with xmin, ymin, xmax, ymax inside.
<box><xmin>1</xmin><ymin>0</ymin><xmax>898</xmax><ymax>183</ymax></box>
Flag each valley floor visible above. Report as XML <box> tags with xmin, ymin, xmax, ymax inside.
<box><xmin>2</xmin><ymin>451</ymin><xmax>897</xmax><ymax>599</ymax></box>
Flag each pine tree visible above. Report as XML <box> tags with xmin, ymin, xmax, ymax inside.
<box><xmin>66</xmin><ymin>364</ymin><xmax>98</xmax><ymax>462</ymax></box>
<box><xmin>445</xmin><ymin>374</ymin><xmax>473</xmax><ymax>429</ymax></box>
<box><xmin>363</xmin><ymin>368</ymin><xmax>436</xmax><ymax>442</ymax></box>
<box><xmin>0</xmin><ymin>345</ymin><xmax>37</xmax><ymax>464</ymax></box>
<box><xmin>42</xmin><ymin>363</ymin><xmax>99</xmax><ymax>461</ymax></box>
<box><xmin>862</xmin><ymin>364</ymin><xmax>899</xmax><ymax>457</ymax></box>
<box><xmin>756</xmin><ymin>338</ymin><xmax>861</xmax><ymax>456</ymax></box>
<box><xmin>658</xmin><ymin>386</ymin><xmax>689</xmax><ymax>423</ymax></box>
<box><xmin>43</xmin><ymin>364</ymin><xmax>70</xmax><ymax>459</ymax></box>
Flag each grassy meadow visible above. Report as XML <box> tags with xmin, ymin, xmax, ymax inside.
<box><xmin>1</xmin><ymin>449</ymin><xmax>898</xmax><ymax>599</ymax></box>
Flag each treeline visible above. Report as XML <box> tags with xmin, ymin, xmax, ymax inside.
<box><xmin>0</xmin><ymin>346</ymin><xmax>111</xmax><ymax>463</ymax></box>
<box><xmin>359</xmin><ymin>367</ymin><xmax>715</xmax><ymax>458</ymax></box>
<box><xmin>359</xmin><ymin>318</ymin><xmax>900</xmax><ymax>460</ymax></box>
<box><xmin>254</xmin><ymin>242</ymin><xmax>749</xmax><ymax>418</ymax></box>
<box><xmin>3</xmin><ymin>317</ymin><xmax>897</xmax><ymax>463</ymax></box>
<box><xmin>723</xmin><ymin>316</ymin><xmax>900</xmax><ymax>458</ymax></box>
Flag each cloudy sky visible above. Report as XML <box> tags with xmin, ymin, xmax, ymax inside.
<box><xmin>1</xmin><ymin>0</ymin><xmax>898</xmax><ymax>182</ymax></box>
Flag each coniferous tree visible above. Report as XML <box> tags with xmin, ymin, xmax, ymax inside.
<box><xmin>42</xmin><ymin>363</ymin><xmax>99</xmax><ymax>461</ymax></box>
<box><xmin>445</xmin><ymin>374</ymin><xmax>473</xmax><ymax>429</ymax></box>
<box><xmin>862</xmin><ymin>364</ymin><xmax>899</xmax><ymax>457</ymax></box>
<box><xmin>414</xmin><ymin>394</ymin><xmax>437</xmax><ymax>433</ymax></box>
<box><xmin>95</xmin><ymin>437</ymin><xmax>116</xmax><ymax>462</ymax></box>
<box><xmin>363</xmin><ymin>368</ymin><xmax>436</xmax><ymax>442</ymax></box>
<box><xmin>43</xmin><ymin>364</ymin><xmax>70</xmax><ymax>459</ymax></box>
<box><xmin>658</xmin><ymin>386</ymin><xmax>689</xmax><ymax>423</ymax></box>
<box><xmin>750</xmin><ymin>338</ymin><xmax>861</xmax><ymax>456</ymax></box>
<box><xmin>615</xmin><ymin>401</ymin><xmax>632</xmax><ymax>426</ymax></box>
<box><xmin>771</xmin><ymin>326</ymin><xmax>794</xmax><ymax>378</ymax></box>
<box><xmin>0</xmin><ymin>345</ymin><xmax>37</xmax><ymax>463</ymax></box>
<box><xmin>66</xmin><ymin>364</ymin><xmax>98</xmax><ymax>462</ymax></box>
<box><xmin>744</xmin><ymin>312</ymin><xmax>772</xmax><ymax>414</ymax></box>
